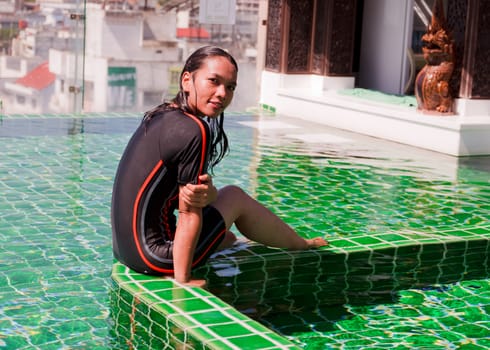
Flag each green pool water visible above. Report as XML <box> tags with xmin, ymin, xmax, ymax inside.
<box><xmin>0</xmin><ymin>113</ymin><xmax>489</xmax><ymax>349</ymax></box>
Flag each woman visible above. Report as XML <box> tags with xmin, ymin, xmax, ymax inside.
<box><xmin>111</xmin><ymin>46</ymin><xmax>327</xmax><ymax>287</ymax></box>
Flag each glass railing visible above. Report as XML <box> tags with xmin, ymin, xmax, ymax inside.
<box><xmin>0</xmin><ymin>0</ymin><xmax>260</xmax><ymax>115</ymax></box>
<box><xmin>0</xmin><ymin>0</ymin><xmax>85</xmax><ymax>114</ymax></box>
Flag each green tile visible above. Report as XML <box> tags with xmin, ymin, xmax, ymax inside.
<box><xmin>152</xmin><ymin>286</ymin><xmax>195</xmax><ymax>301</ymax></box>
<box><xmin>169</xmin><ymin>298</ymin><xmax>220</xmax><ymax>313</ymax></box>
<box><xmin>190</xmin><ymin>309</ymin><xmax>242</xmax><ymax>324</ymax></box>
<box><xmin>377</xmin><ymin>233</ymin><xmax>412</xmax><ymax>242</ymax></box>
<box><xmin>207</xmin><ymin>322</ymin><xmax>260</xmax><ymax>338</ymax></box>
<box><xmin>350</xmin><ymin>236</ymin><xmax>383</xmax><ymax>245</ymax></box>
<box><xmin>466</xmin><ymin>227</ymin><xmax>490</xmax><ymax>235</ymax></box>
<box><xmin>329</xmin><ymin>239</ymin><xmax>360</xmax><ymax>248</ymax></box>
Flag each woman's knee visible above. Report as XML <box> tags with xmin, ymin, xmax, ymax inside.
<box><xmin>212</xmin><ymin>185</ymin><xmax>250</xmax><ymax>228</ymax></box>
<box><xmin>218</xmin><ymin>185</ymin><xmax>247</xmax><ymax>200</ymax></box>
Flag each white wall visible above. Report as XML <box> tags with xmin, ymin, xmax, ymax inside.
<box><xmin>358</xmin><ymin>0</ymin><xmax>413</xmax><ymax>95</ymax></box>
<box><xmin>84</xmin><ymin>6</ymin><xmax>105</xmax><ymax>57</ymax></box>
<box><xmin>0</xmin><ymin>56</ymin><xmax>43</xmax><ymax>79</ymax></box>
<box><xmin>85</xmin><ymin>6</ymin><xmax>179</xmax><ymax>62</ymax></box>
<box><xmin>100</xmin><ymin>15</ymin><xmax>143</xmax><ymax>59</ymax></box>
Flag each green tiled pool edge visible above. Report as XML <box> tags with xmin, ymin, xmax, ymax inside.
<box><xmin>111</xmin><ymin>225</ymin><xmax>490</xmax><ymax>349</ymax></box>
<box><xmin>111</xmin><ymin>262</ymin><xmax>301</xmax><ymax>349</ymax></box>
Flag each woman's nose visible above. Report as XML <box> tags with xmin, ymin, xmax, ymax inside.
<box><xmin>215</xmin><ymin>84</ymin><xmax>226</xmax><ymax>99</ymax></box>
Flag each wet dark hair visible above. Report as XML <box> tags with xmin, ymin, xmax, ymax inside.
<box><xmin>143</xmin><ymin>46</ymin><xmax>238</xmax><ymax>171</ymax></box>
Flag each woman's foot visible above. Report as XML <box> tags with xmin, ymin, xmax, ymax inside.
<box><xmin>305</xmin><ymin>237</ymin><xmax>329</xmax><ymax>248</ymax></box>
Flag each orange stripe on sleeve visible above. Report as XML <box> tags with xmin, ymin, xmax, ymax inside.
<box><xmin>183</xmin><ymin>112</ymin><xmax>207</xmax><ymax>184</ymax></box>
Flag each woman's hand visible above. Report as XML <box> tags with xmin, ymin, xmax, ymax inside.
<box><xmin>181</xmin><ymin>174</ymin><xmax>218</xmax><ymax>208</ymax></box>
<box><xmin>181</xmin><ymin>278</ymin><xmax>207</xmax><ymax>289</ymax></box>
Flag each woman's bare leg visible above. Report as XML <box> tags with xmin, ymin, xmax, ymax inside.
<box><xmin>211</xmin><ymin>186</ymin><xmax>328</xmax><ymax>250</ymax></box>
<box><xmin>217</xmin><ymin>231</ymin><xmax>238</xmax><ymax>250</ymax></box>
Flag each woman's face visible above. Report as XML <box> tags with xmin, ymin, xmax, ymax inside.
<box><xmin>182</xmin><ymin>56</ymin><xmax>237</xmax><ymax>118</ymax></box>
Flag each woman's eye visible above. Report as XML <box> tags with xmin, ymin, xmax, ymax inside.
<box><xmin>228</xmin><ymin>85</ymin><xmax>236</xmax><ymax>92</ymax></box>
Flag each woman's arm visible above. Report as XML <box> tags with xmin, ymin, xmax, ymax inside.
<box><xmin>173</xmin><ymin>185</ymin><xmax>203</xmax><ymax>284</ymax></box>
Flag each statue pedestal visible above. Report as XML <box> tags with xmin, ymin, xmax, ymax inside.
<box><xmin>455</xmin><ymin>98</ymin><xmax>490</xmax><ymax>117</ymax></box>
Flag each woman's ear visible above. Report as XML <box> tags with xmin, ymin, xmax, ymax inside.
<box><xmin>181</xmin><ymin>72</ymin><xmax>192</xmax><ymax>93</ymax></box>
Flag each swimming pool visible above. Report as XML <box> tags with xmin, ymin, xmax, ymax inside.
<box><xmin>0</xmin><ymin>112</ymin><xmax>489</xmax><ymax>349</ymax></box>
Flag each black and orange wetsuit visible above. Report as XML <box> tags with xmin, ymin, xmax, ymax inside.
<box><xmin>111</xmin><ymin>107</ymin><xmax>226</xmax><ymax>275</ymax></box>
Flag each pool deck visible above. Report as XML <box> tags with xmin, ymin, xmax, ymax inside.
<box><xmin>259</xmin><ymin>84</ymin><xmax>490</xmax><ymax>156</ymax></box>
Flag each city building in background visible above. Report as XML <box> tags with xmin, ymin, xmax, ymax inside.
<box><xmin>0</xmin><ymin>0</ymin><xmax>259</xmax><ymax>114</ymax></box>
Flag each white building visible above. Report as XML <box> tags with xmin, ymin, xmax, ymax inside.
<box><xmin>0</xmin><ymin>0</ymin><xmax>21</xmax><ymax>13</ymax></box>
<box><xmin>49</xmin><ymin>3</ymin><xmax>181</xmax><ymax>113</ymax></box>
<box><xmin>3</xmin><ymin>60</ymin><xmax>55</xmax><ymax>113</ymax></box>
